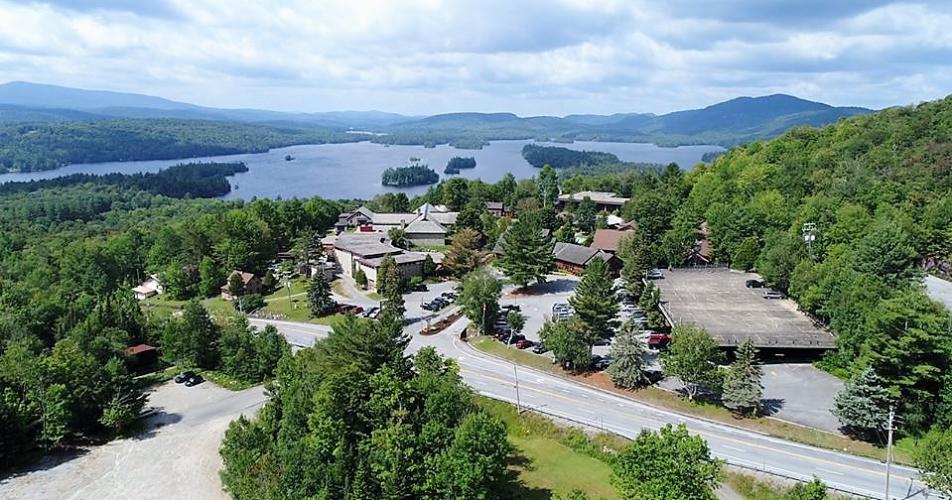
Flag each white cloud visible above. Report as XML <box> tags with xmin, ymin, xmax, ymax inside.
<box><xmin>0</xmin><ymin>0</ymin><xmax>948</xmax><ymax>114</ymax></box>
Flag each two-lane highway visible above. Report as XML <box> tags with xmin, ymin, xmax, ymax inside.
<box><xmin>252</xmin><ymin>315</ymin><xmax>932</xmax><ymax>499</ymax></box>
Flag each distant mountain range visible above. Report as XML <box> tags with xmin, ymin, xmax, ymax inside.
<box><xmin>0</xmin><ymin>81</ymin><xmax>874</xmax><ymax>148</ymax></box>
<box><xmin>0</xmin><ymin>81</ymin><xmax>415</xmax><ymax>128</ymax></box>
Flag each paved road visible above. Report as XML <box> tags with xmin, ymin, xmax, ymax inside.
<box><xmin>254</xmin><ymin>315</ymin><xmax>932</xmax><ymax>500</ymax></box>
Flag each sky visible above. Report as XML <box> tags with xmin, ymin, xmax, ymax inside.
<box><xmin>0</xmin><ymin>0</ymin><xmax>950</xmax><ymax>116</ymax></box>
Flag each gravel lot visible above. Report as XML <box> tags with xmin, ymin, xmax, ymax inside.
<box><xmin>0</xmin><ymin>381</ymin><xmax>266</xmax><ymax>500</ymax></box>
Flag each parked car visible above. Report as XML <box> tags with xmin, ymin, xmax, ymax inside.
<box><xmin>174</xmin><ymin>370</ymin><xmax>196</xmax><ymax>384</ymax></box>
<box><xmin>506</xmin><ymin>334</ymin><xmax>526</xmax><ymax>345</ymax></box>
<box><xmin>763</xmin><ymin>290</ymin><xmax>785</xmax><ymax>299</ymax></box>
<box><xmin>502</xmin><ymin>304</ymin><xmax>521</xmax><ymax>312</ymax></box>
<box><xmin>593</xmin><ymin>337</ymin><xmax>611</xmax><ymax>346</ymax></box>
<box><xmin>412</xmin><ymin>283</ymin><xmax>428</xmax><ymax>292</ymax></box>
<box><xmin>515</xmin><ymin>339</ymin><xmax>535</xmax><ymax>349</ymax></box>
<box><xmin>638</xmin><ymin>332</ymin><xmax>671</xmax><ymax>349</ymax></box>
<box><xmin>531</xmin><ymin>342</ymin><xmax>548</xmax><ymax>354</ymax></box>
<box><xmin>184</xmin><ymin>374</ymin><xmax>204</xmax><ymax>387</ymax></box>
<box><xmin>646</xmin><ymin>269</ymin><xmax>664</xmax><ymax>280</ymax></box>
<box><xmin>593</xmin><ymin>355</ymin><xmax>611</xmax><ymax>371</ymax></box>
<box><xmin>745</xmin><ymin>279</ymin><xmax>765</xmax><ymax>288</ymax></box>
<box><xmin>362</xmin><ymin>306</ymin><xmax>380</xmax><ymax>318</ymax></box>
<box><xmin>441</xmin><ymin>291</ymin><xmax>457</xmax><ymax>301</ymax></box>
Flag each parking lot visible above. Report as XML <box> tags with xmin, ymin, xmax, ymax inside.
<box><xmin>0</xmin><ymin>381</ymin><xmax>266</xmax><ymax>500</ymax></box>
<box><xmin>654</xmin><ymin>268</ymin><xmax>835</xmax><ymax>350</ymax></box>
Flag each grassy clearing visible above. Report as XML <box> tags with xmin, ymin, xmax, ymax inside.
<box><xmin>725</xmin><ymin>471</ymin><xmax>851</xmax><ymax>499</ymax></box>
<box><xmin>331</xmin><ymin>281</ymin><xmax>351</xmax><ymax>298</ymax></box>
<box><xmin>134</xmin><ymin>365</ymin><xmax>179</xmax><ymax>388</ymax></box>
<box><xmin>201</xmin><ymin>370</ymin><xmax>260</xmax><ymax>391</ymax></box>
<box><xmin>478</xmin><ymin>396</ymin><xmax>623</xmax><ymax>499</ymax></box>
<box><xmin>470</xmin><ymin>336</ymin><xmax>910</xmax><ymax>465</ymax></box>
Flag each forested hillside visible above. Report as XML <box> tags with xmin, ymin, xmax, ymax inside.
<box><xmin>0</xmin><ymin>119</ymin><xmax>358</xmax><ymax>173</ymax></box>
<box><xmin>566</xmin><ymin>95</ymin><xmax>952</xmax><ymax>437</ymax></box>
<box><xmin>0</xmin><ymin>170</ymin><xmax>342</xmax><ymax>468</ymax></box>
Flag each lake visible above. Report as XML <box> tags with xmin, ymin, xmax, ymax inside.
<box><xmin>0</xmin><ymin>140</ymin><xmax>723</xmax><ymax>200</ymax></box>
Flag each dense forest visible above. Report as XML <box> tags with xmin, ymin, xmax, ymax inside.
<box><xmin>381</xmin><ymin>164</ymin><xmax>440</xmax><ymax>186</ymax></box>
<box><xmin>0</xmin><ymin>119</ymin><xmax>359</xmax><ymax>173</ymax></box>
<box><xmin>0</xmin><ymin>168</ymin><xmax>342</xmax><ymax>468</ymax></box>
<box><xmin>521</xmin><ymin>143</ymin><xmax>620</xmax><ymax>168</ymax></box>
<box><xmin>0</xmin><ymin>162</ymin><xmax>246</xmax><ymax>198</ymax></box>
<box><xmin>565</xmin><ymin>96</ymin><xmax>952</xmax><ymax>437</ymax></box>
<box><xmin>443</xmin><ymin>156</ymin><xmax>476</xmax><ymax>174</ymax></box>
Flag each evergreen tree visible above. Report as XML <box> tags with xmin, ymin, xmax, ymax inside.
<box><xmin>618</xmin><ymin>230</ymin><xmax>651</xmax><ymax>297</ymax></box>
<box><xmin>575</xmin><ymin>196</ymin><xmax>597</xmax><ymax>232</ymax></box>
<box><xmin>638</xmin><ymin>282</ymin><xmax>665</xmax><ymax>329</ymax></box>
<box><xmin>569</xmin><ymin>257</ymin><xmax>620</xmax><ymax>347</ymax></box>
<box><xmin>307</xmin><ymin>270</ymin><xmax>334</xmax><ymax>317</ymax></box>
<box><xmin>422</xmin><ymin>254</ymin><xmax>436</xmax><ymax>277</ymax></box>
<box><xmin>497</xmin><ymin>213</ymin><xmax>554</xmax><ymax>288</ymax></box>
<box><xmin>607</xmin><ymin>325</ymin><xmax>648</xmax><ymax>389</ymax></box>
<box><xmin>377</xmin><ymin>255</ymin><xmax>405</xmax><ymax>320</ymax></box>
<box><xmin>721</xmin><ymin>338</ymin><xmax>763</xmax><ymax>416</ymax></box>
<box><xmin>831</xmin><ymin>368</ymin><xmax>893</xmax><ymax>442</ymax></box>
<box><xmin>355</xmin><ymin>268</ymin><xmax>368</xmax><ymax>289</ymax></box>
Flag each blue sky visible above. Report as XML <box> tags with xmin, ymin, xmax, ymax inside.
<box><xmin>0</xmin><ymin>0</ymin><xmax>949</xmax><ymax>115</ymax></box>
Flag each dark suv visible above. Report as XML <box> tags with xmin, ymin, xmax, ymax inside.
<box><xmin>745</xmin><ymin>279</ymin><xmax>765</xmax><ymax>288</ymax></box>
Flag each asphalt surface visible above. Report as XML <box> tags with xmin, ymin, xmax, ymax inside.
<box><xmin>252</xmin><ymin>312</ymin><xmax>932</xmax><ymax>500</ymax></box>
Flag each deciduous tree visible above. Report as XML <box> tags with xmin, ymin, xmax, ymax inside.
<box><xmin>457</xmin><ymin>268</ymin><xmax>501</xmax><ymax>335</ymax></box>
<box><xmin>611</xmin><ymin>424</ymin><xmax>722</xmax><ymax>500</ymax></box>
<box><xmin>662</xmin><ymin>325</ymin><xmax>723</xmax><ymax>400</ymax></box>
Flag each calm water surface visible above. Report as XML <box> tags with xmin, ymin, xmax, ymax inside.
<box><xmin>0</xmin><ymin>140</ymin><xmax>722</xmax><ymax>200</ymax></box>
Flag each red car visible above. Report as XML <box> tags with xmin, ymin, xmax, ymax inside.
<box><xmin>515</xmin><ymin>339</ymin><xmax>535</xmax><ymax>349</ymax></box>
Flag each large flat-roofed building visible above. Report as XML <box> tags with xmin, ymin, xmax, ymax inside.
<box><xmin>332</xmin><ymin>232</ymin><xmax>427</xmax><ymax>290</ymax></box>
<box><xmin>654</xmin><ymin>268</ymin><xmax>836</xmax><ymax>351</ymax></box>
<box><xmin>557</xmin><ymin>191</ymin><xmax>629</xmax><ymax>212</ymax></box>
<box><xmin>333</xmin><ymin>233</ymin><xmax>403</xmax><ymax>277</ymax></box>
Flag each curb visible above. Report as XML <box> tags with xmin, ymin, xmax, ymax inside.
<box><xmin>465</xmin><ymin>336</ymin><xmax>878</xmax><ymax>458</ymax></box>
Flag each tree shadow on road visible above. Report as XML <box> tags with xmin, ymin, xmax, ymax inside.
<box><xmin>507</xmin><ymin>278</ymin><xmax>578</xmax><ymax>298</ymax></box>
<box><xmin>0</xmin><ymin>447</ymin><xmax>90</xmax><ymax>483</ymax></box>
<box><xmin>132</xmin><ymin>410</ymin><xmax>183</xmax><ymax>441</ymax></box>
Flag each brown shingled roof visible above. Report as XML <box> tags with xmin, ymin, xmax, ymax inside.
<box><xmin>591</xmin><ymin>229</ymin><xmax>627</xmax><ymax>253</ymax></box>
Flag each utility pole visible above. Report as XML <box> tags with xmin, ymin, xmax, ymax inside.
<box><xmin>885</xmin><ymin>406</ymin><xmax>895</xmax><ymax>500</ymax></box>
<box><xmin>802</xmin><ymin>222</ymin><xmax>817</xmax><ymax>260</ymax></box>
<box><xmin>513</xmin><ymin>364</ymin><xmax>522</xmax><ymax>413</ymax></box>
<box><xmin>286</xmin><ymin>278</ymin><xmax>293</xmax><ymax>309</ymax></box>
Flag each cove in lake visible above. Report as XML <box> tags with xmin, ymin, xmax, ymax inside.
<box><xmin>0</xmin><ymin>140</ymin><xmax>723</xmax><ymax>200</ymax></box>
